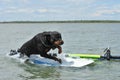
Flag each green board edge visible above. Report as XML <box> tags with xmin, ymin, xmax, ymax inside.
<box><xmin>68</xmin><ymin>54</ymin><xmax>101</xmax><ymax>59</ymax></box>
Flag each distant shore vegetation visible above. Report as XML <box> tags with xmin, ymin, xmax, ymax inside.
<box><xmin>1</xmin><ymin>20</ymin><xmax>120</xmax><ymax>23</ymax></box>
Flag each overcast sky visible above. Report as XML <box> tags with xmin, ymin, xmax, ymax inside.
<box><xmin>0</xmin><ymin>0</ymin><xmax>120</xmax><ymax>21</ymax></box>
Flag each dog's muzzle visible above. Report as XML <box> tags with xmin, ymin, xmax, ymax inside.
<box><xmin>54</xmin><ymin>40</ymin><xmax>64</xmax><ymax>46</ymax></box>
<box><xmin>60</xmin><ymin>40</ymin><xmax>64</xmax><ymax>45</ymax></box>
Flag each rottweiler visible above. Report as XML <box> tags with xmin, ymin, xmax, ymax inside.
<box><xmin>18</xmin><ymin>31</ymin><xmax>64</xmax><ymax>63</ymax></box>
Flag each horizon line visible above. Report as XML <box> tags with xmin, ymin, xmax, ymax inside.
<box><xmin>1</xmin><ymin>20</ymin><xmax>120</xmax><ymax>23</ymax></box>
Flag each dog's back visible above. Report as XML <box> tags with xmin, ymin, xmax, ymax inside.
<box><xmin>18</xmin><ymin>32</ymin><xmax>51</xmax><ymax>57</ymax></box>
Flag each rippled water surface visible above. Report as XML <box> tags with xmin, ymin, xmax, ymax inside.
<box><xmin>0</xmin><ymin>23</ymin><xmax>120</xmax><ymax>80</ymax></box>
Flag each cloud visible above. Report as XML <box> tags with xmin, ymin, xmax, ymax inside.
<box><xmin>1</xmin><ymin>8</ymin><xmax>34</xmax><ymax>14</ymax></box>
<box><xmin>94</xmin><ymin>9</ymin><xmax>120</xmax><ymax>16</ymax></box>
<box><xmin>92</xmin><ymin>5</ymin><xmax>120</xmax><ymax>17</ymax></box>
<box><xmin>1</xmin><ymin>7</ymin><xmax>61</xmax><ymax>14</ymax></box>
<box><xmin>65</xmin><ymin>0</ymin><xmax>95</xmax><ymax>3</ymax></box>
<box><xmin>37</xmin><ymin>8</ymin><xmax>48</xmax><ymax>13</ymax></box>
<box><xmin>0</xmin><ymin>0</ymin><xmax>29</xmax><ymax>3</ymax></box>
<box><xmin>0</xmin><ymin>0</ymin><xmax>120</xmax><ymax>21</ymax></box>
<box><xmin>37</xmin><ymin>8</ymin><xmax>58</xmax><ymax>13</ymax></box>
<box><xmin>0</xmin><ymin>0</ymin><xmax>11</xmax><ymax>2</ymax></box>
<box><xmin>22</xmin><ymin>0</ymin><xmax>29</xmax><ymax>3</ymax></box>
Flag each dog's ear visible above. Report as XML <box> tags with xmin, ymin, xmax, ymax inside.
<box><xmin>51</xmin><ymin>31</ymin><xmax>62</xmax><ymax>40</ymax></box>
<box><xmin>43</xmin><ymin>32</ymin><xmax>51</xmax><ymax>39</ymax></box>
<box><xmin>45</xmin><ymin>34</ymin><xmax>51</xmax><ymax>41</ymax></box>
<box><xmin>43</xmin><ymin>32</ymin><xmax>54</xmax><ymax>43</ymax></box>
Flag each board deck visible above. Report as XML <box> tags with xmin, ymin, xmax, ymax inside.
<box><xmin>29</xmin><ymin>55</ymin><xmax>94</xmax><ymax>67</ymax></box>
<box><xmin>7</xmin><ymin>53</ymin><xmax>94</xmax><ymax>67</ymax></box>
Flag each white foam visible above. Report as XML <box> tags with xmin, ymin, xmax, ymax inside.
<box><xmin>6</xmin><ymin>53</ymin><xmax>28</xmax><ymax>63</ymax></box>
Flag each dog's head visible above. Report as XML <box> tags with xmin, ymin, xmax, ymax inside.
<box><xmin>43</xmin><ymin>31</ymin><xmax>64</xmax><ymax>47</ymax></box>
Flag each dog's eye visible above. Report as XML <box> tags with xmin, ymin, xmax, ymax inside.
<box><xmin>54</xmin><ymin>38</ymin><xmax>61</xmax><ymax>41</ymax></box>
<box><xmin>57</xmin><ymin>35</ymin><xmax>61</xmax><ymax>39</ymax></box>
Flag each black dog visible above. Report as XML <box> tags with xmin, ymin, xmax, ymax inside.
<box><xmin>17</xmin><ymin>31</ymin><xmax>64</xmax><ymax>63</ymax></box>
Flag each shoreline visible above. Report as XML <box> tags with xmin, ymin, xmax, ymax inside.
<box><xmin>1</xmin><ymin>20</ymin><xmax>120</xmax><ymax>23</ymax></box>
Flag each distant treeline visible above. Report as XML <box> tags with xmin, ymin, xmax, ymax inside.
<box><xmin>1</xmin><ymin>20</ymin><xmax>120</xmax><ymax>23</ymax></box>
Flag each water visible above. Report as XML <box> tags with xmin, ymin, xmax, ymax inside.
<box><xmin>0</xmin><ymin>23</ymin><xmax>120</xmax><ymax>80</ymax></box>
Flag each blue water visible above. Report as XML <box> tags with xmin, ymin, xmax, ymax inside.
<box><xmin>0</xmin><ymin>23</ymin><xmax>120</xmax><ymax>80</ymax></box>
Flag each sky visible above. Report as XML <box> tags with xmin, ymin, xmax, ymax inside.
<box><xmin>0</xmin><ymin>0</ymin><xmax>120</xmax><ymax>21</ymax></box>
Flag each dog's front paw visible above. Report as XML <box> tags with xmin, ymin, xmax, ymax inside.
<box><xmin>57</xmin><ymin>59</ymin><xmax>62</xmax><ymax>64</ymax></box>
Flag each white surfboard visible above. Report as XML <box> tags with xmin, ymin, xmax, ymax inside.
<box><xmin>7</xmin><ymin>53</ymin><xmax>94</xmax><ymax>67</ymax></box>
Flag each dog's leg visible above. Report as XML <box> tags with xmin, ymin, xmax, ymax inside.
<box><xmin>19</xmin><ymin>53</ymin><xmax>24</xmax><ymax>58</ymax></box>
<box><xmin>57</xmin><ymin>46</ymin><xmax>62</xmax><ymax>54</ymax></box>
<box><xmin>40</xmin><ymin>53</ymin><xmax>62</xmax><ymax>63</ymax></box>
<box><xmin>19</xmin><ymin>53</ymin><xmax>30</xmax><ymax>63</ymax></box>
